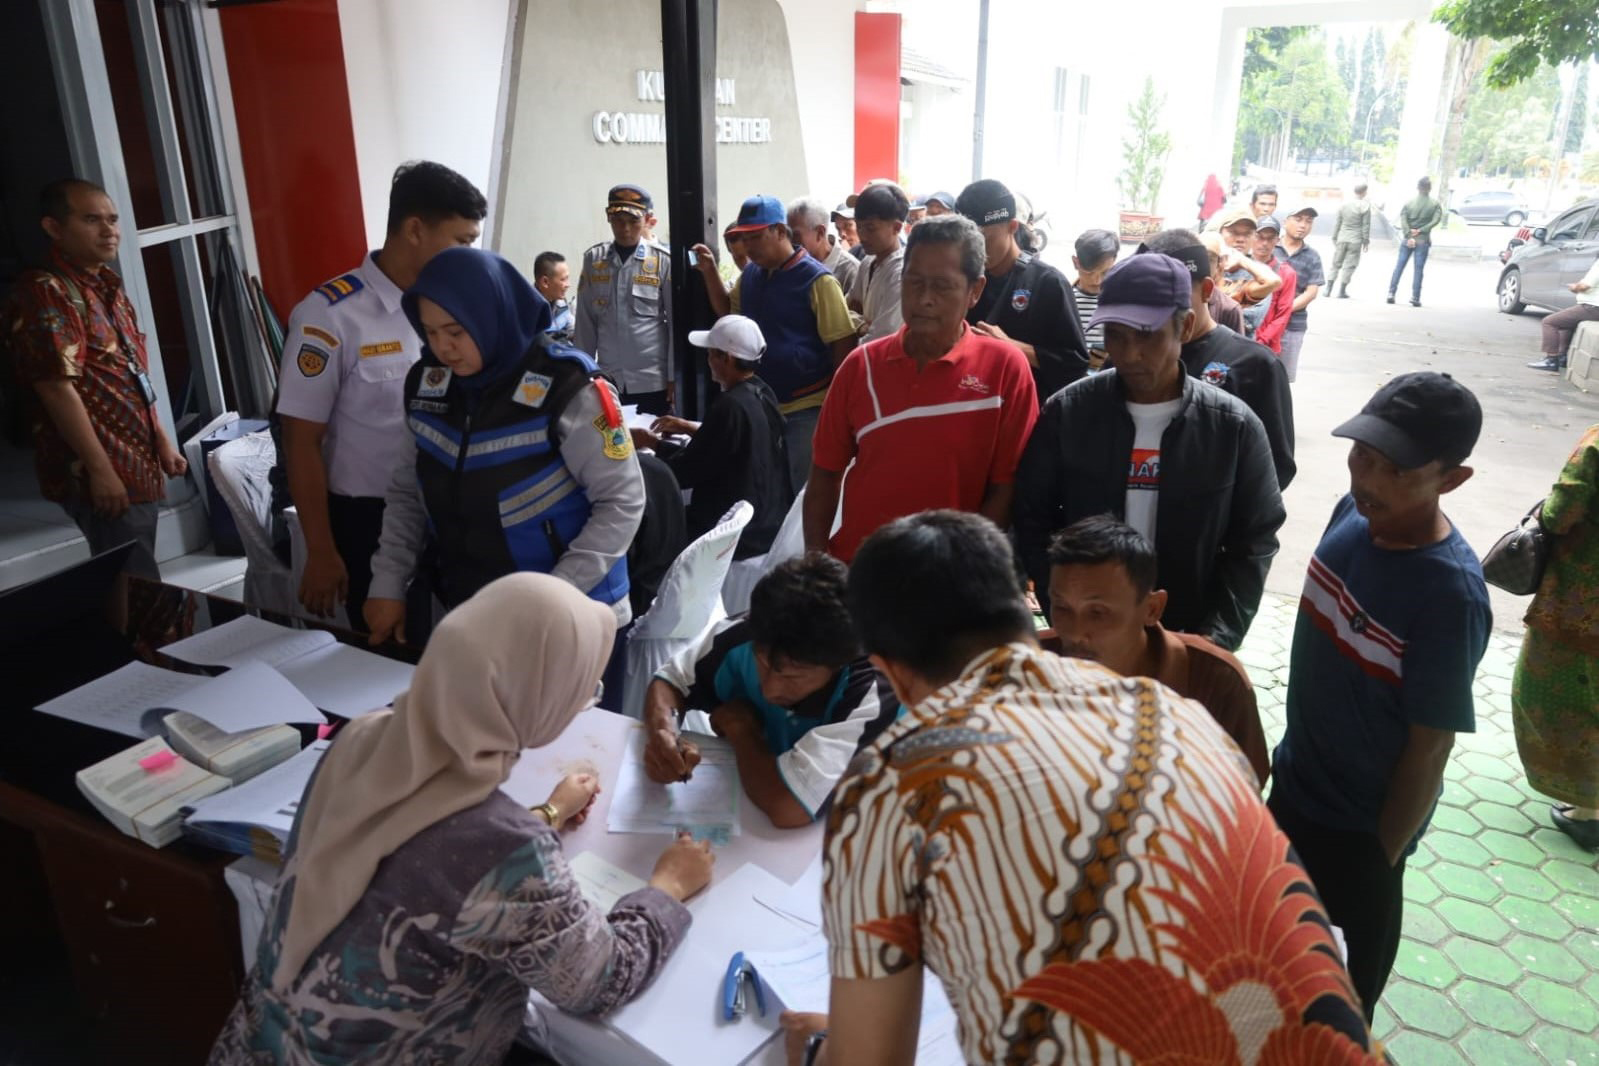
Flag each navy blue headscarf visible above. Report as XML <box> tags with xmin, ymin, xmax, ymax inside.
<box><xmin>402</xmin><ymin>247</ymin><xmax>550</xmax><ymax>396</ymax></box>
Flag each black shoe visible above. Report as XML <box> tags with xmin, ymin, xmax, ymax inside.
<box><xmin>1410</xmin><ymin>299</ymin><xmax>1421</xmax><ymax>307</ymax></box>
<box><xmin>1336</xmin><ymin>287</ymin><xmax>1349</xmax><ymax>299</ymax></box>
<box><xmin>1552</xmin><ymin>804</ymin><xmax>1599</xmax><ymax>849</ymax></box>
<box><xmin>1385</xmin><ymin>294</ymin><xmax>1395</xmax><ymax>304</ymax></box>
<box><xmin>1527</xmin><ymin>357</ymin><xmax>1562</xmax><ymax>371</ymax></box>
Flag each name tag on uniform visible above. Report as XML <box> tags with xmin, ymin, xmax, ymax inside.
<box><xmin>513</xmin><ymin>372</ymin><xmax>553</xmax><ymax>408</ymax></box>
<box><xmin>416</xmin><ymin>366</ymin><xmax>453</xmax><ymax>397</ymax></box>
<box><xmin>359</xmin><ymin>340</ymin><xmax>405</xmax><ymax>358</ymax></box>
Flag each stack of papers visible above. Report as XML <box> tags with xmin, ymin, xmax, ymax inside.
<box><xmin>182</xmin><ymin>740</ymin><xmax>329</xmax><ymax>862</ymax></box>
<box><xmin>35</xmin><ymin>659</ymin><xmax>327</xmax><ymax>739</ymax></box>
<box><xmin>162</xmin><ymin>615</ymin><xmax>416</xmax><ymax>717</ymax></box>
<box><xmin>162</xmin><ymin>710</ymin><xmax>301</xmax><ymax>783</ymax></box>
<box><xmin>76</xmin><ymin>737</ymin><xmax>233</xmax><ymax>848</ymax></box>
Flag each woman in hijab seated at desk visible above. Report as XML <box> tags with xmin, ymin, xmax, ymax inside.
<box><xmin>210</xmin><ymin>573</ymin><xmax>714</xmax><ymax>1065</ymax></box>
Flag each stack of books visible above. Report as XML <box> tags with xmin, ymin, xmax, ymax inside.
<box><xmin>162</xmin><ymin>711</ymin><xmax>301</xmax><ymax>783</ymax></box>
<box><xmin>76</xmin><ymin>738</ymin><xmax>233</xmax><ymax>848</ymax></box>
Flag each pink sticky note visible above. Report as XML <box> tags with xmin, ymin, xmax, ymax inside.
<box><xmin>138</xmin><ymin>749</ymin><xmax>178</xmax><ymax>772</ymax></box>
<box><xmin>316</xmin><ymin>723</ymin><xmax>335</xmax><ymax>741</ymax></box>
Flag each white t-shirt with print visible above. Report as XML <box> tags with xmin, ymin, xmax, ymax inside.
<box><xmin>1124</xmin><ymin>398</ymin><xmax>1182</xmax><ymax>542</ymax></box>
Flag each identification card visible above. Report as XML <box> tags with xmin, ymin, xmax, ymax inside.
<box><xmin>128</xmin><ymin>360</ymin><xmax>157</xmax><ymax>406</ymax></box>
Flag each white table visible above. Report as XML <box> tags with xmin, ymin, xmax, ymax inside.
<box><xmin>227</xmin><ymin>707</ymin><xmax>823</xmax><ymax>1066</ymax></box>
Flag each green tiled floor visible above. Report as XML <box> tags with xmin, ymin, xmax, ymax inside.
<box><xmin>1238</xmin><ymin>595</ymin><xmax>1599</xmax><ymax>1066</ymax></box>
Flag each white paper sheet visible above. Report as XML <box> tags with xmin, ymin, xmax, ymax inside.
<box><xmin>607</xmin><ymin>728</ymin><xmax>740</xmax><ymax>839</ymax></box>
<box><xmin>184</xmin><ymin>740</ymin><xmax>330</xmax><ymax>840</ymax></box>
<box><xmin>161</xmin><ymin>614</ymin><xmax>336</xmax><ymax>670</ymax></box>
<box><xmin>35</xmin><ymin>661</ymin><xmax>210</xmax><ymax>738</ymax></box>
<box><xmin>162</xmin><ymin>661</ymin><xmax>327</xmax><ymax>732</ymax></box>
<box><xmin>620</xmin><ymin>404</ymin><xmax>659</xmax><ymax>433</ymax></box>
<box><xmin>568</xmin><ymin>851</ymin><xmax>648</xmax><ymax>912</ymax></box>
<box><xmin>274</xmin><ymin>641</ymin><xmax>415</xmax><ymax>717</ymax></box>
<box><xmin>745</xmin><ymin>931</ymin><xmax>964</xmax><ymax>1065</ymax></box>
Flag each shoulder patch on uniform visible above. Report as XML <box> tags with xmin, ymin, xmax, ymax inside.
<box><xmin>315</xmin><ymin>273</ymin><xmax>365</xmax><ymax>306</ymax></box>
<box><xmin>1201</xmin><ymin>361</ymin><xmax>1231</xmax><ymax>386</ymax></box>
<box><xmin>302</xmin><ymin>324</ymin><xmax>339</xmax><ymax>347</ymax></box>
<box><xmin>593</xmin><ymin>413</ymin><xmax>634</xmax><ymax>460</ymax></box>
<box><xmin>296</xmin><ymin>343</ymin><xmax>330</xmax><ymax>377</ymax></box>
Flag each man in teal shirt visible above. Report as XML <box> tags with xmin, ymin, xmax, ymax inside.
<box><xmin>1387</xmin><ymin>177</ymin><xmax>1445</xmax><ymax>307</ymax></box>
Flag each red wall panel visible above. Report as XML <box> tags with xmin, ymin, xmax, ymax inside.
<box><xmin>853</xmin><ymin>13</ymin><xmax>901</xmax><ymax>193</ymax></box>
<box><xmin>217</xmin><ymin>0</ymin><xmax>365</xmax><ymax>318</ymax></box>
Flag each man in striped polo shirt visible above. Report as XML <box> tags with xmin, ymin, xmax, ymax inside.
<box><xmin>803</xmin><ymin>214</ymin><xmax>1037</xmax><ymax>562</ymax></box>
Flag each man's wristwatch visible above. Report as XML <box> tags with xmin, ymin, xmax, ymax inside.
<box><xmin>803</xmin><ymin>1030</ymin><xmax>827</xmax><ymax>1066</ymax></box>
<box><xmin>532</xmin><ymin>802</ymin><xmax>561</xmax><ymax>827</ymax></box>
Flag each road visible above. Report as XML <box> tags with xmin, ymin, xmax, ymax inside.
<box><xmin>1270</xmin><ymin>235</ymin><xmax>1599</xmax><ymax>633</ymax></box>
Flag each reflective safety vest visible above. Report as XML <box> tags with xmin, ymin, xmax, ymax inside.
<box><xmin>403</xmin><ymin>338</ymin><xmax>629</xmax><ymax>608</ymax></box>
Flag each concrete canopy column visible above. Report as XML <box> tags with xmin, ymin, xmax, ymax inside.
<box><xmin>1392</xmin><ymin>19</ymin><xmax>1449</xmax><ymax>197</ymax></box>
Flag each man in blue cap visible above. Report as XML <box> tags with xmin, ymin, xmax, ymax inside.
<box><xmin>724</xmin><ymin>193</ymin><xmax>857</xmax><ymax>488</ymax></box>
<box><xmin>575</xmin><ymin>184</ymin><xmax>676</xmax><ymax>414</ymax></box>
<box><xmin>1014</xmin><ymin>253</ymin><xmax>1284</xmax><ymax>651</ymax></box>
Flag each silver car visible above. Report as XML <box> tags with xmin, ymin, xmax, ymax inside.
<box><xmin>1497</xmin><ymin>199</ymin><xmax>1599</xmax><ymax>315</ymax></box>
<box><xmin>1452</xmin><ymin>189</ymin><xmax>1530</xmax><ymax>226</ymax></box>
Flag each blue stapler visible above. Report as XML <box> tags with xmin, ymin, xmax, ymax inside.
<box><xmin>721</xmin><ymin>951</ymin><xmax>767</xmax><ymax>1022</ymax></box>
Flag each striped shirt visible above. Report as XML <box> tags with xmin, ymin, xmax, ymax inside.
<box><xmin>823</xmin><ymin>642</ymin><xmax>1381</xmax><ymax>1064</ymax></box>
<box><xmin>1073</xmin><ymin>285</ymin><xmax>1104</xmax><ymax>353</ymax></box>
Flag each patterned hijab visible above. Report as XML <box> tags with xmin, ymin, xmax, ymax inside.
<box><xmin>271</xmin><ymin>572</ymin><xmax>616</xmax><ymax>990</ymax></box>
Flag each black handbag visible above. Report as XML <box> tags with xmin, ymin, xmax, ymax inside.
<box><xmin>1482</xmin><ymin>500</ymin><xmax>1550</xmax><ymax>595</ymax></box>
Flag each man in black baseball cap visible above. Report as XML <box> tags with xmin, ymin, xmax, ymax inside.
<box><xmin>1015</xmin><ymin>253</ymin><xmax>1285</xmax><ymax>651</ymax></box>
<box><xmin>1271</xmin><ymin>370</ymin><xmax>1488</xmax><ymax>1022</ymax></box>
<box><xmin>956</xmin><ymin>178</ymin><xmax>1090</xmax><ymax>404</ymax></box>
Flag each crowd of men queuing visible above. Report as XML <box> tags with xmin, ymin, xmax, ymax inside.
<box><xmin>8</xmin><ymin>165</ymin><xmax>1491</xmax><ymax>1063</ymax></box>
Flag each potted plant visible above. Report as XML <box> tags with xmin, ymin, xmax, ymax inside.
<box><xmin>1117</xmin><ymin>77</ymin><xmax>1172</xmax><ymax>242</ymax></box>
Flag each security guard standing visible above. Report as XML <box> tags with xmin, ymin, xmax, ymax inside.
<box><xmin>955</xmin><ymin>178</ymin><xmax>1090</xmax><ymax>405</ymax></box>
<box><xmin>273</xmin><ymin>161</ymin><xmax>486</xmax><ymax>629</ymax></box>
<box><xmin>365</xmin><ymin>249</ymin><xmax>644</xmax><ymax>705</ymax></box>
<box><xmin>574</xmin><ymin>184</ymin><xmax>675</xmax><ymax>415</ymax></box>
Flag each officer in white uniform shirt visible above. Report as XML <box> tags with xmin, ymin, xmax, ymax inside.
<box><xmin>273</xmin><ymin>161</ymin><xmax>486</xmax><ymax>630</ymax></box>
<box><xmin>574</xmin><ymin>184</ymin><xmax>676</xmax><ymax>415</ymax></box>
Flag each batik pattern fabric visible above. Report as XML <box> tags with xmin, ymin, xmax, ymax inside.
<box><xmin>6</xmin><ymin>249</ymin><xmax>163</xmax><ymax>504</ymax></box>
<box><xmin>1515</xmin><ymin>424</ymin><xmax>1599</xmax><ymax>808</ymax></box>
<box><xmin>823</xmin><ymin>643</ymin><xmax>1381</xmax><ymax>1066</ymax></box>
<box><xmin>209</xmin><ymin>792</ymin><xmax>688</xmax><ymax>1065</ymax></box>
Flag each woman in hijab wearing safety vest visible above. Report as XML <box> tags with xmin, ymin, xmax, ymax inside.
<box><xmin>210</xmin><ymin>574</ymin><xmax>715</xmax><ymax>1064</ymax></box>
<box><xmin>365</xmin><ymin>247</ymin><xmax>646</xmax><ymax>650</ymax></box>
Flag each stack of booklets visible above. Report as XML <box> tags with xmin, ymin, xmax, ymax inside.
<box><xmin>162</xmin><ymin>711</ymin><xmax>301</xmax><ymax>783</ymax></box>
<box><xmin>181</xmin><ymin>740</ymin><xmax>329</xmax><ymax>863</ymax></box>
<box><xmin>76</xmin><ymin>738</ymin><xmax>233</xmax><ymax>848</ymax></box>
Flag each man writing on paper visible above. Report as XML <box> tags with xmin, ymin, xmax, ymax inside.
<box><xmin>641</xmin><ymin>555</ymin><xmax>899</xmax><ymax>828</ymax></box>
<box><xmin>806</xmin><ymin>511</ymin><xmax>1379</xmax><ymax>1066</ymax></box>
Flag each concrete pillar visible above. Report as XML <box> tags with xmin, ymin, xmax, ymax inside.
<box><xmin>1210</xmin><ymin>11</ymin><xmax>1248</xmax><ymax>181</ymax></box>
<box><xmin>1392</xmin><ymin>20</ymin><xmax>1449</xmax><ymax>197</ymax></box>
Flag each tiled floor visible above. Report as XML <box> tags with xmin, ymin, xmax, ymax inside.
<box><xmin>1238</xmin><ymin>595</ymin><xmax>1599</xmax><ymax>1066</ymax></box>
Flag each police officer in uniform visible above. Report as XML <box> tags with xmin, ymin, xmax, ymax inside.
<box><xmin>274</xmin><ymin>161</ymin><xmax>485</xmax><ymax>629</ymax></box>
<box><xmin>956</xmin><ymin>178</ymin><xmax>1090</xmax><ymax>405</ymax></box>
<box><xmin>574</xmin><ymin>184</ymin><xmax>675</xmax><ymax>415</ymax></box>
<box><xmin>365</xmin><ymin>249</ymin><xmax>644</xmax><ymax>703</ymax></box>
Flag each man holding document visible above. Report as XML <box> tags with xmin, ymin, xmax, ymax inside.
<box><xmin>642</xmin><ymin>555</ymin><xmax>899</xmax><ymax>828</ymax></box>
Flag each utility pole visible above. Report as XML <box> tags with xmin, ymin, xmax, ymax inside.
<box><xmin>972</xmin><ymin>0</ymin><xmax>989</xmax><ymax>180</ymax></box>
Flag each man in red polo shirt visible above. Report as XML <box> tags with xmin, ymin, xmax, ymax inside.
<box><xmin>803</xmin><ymin>214</ymin><xmax>1037</xmax><ymax>562</ymax></box>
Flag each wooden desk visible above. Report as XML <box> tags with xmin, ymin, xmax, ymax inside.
<box><xmin>0</xmin><ymin>578</ymin><xmax>411</xmax><ymax>1064</ymax></box>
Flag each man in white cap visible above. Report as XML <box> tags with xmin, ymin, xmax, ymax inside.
<box><xmin>631</xmin><ymin>315</ymin><xmax>792</xmax><ymax>556</ymax></box>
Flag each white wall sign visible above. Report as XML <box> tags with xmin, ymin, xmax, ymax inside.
<box><xmin>593</xmin><ymin>69</ymin><xmax>772</xmax><ymax>145</ymax></box>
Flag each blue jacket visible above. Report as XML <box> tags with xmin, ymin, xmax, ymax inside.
<box><xmin>737</xmin><ymin>252</ymin><xmax>834</xmax><ymax>406</ymax></box>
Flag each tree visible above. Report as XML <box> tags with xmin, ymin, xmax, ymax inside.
<box><xmin>1434</xmin><ymin>0</ymin><xmax>1599</xmax><ymax>88</ymax></box>
<box><xmin>1567</xmin><ymin>66</ymin><xmax>1590</xmax><ymax>154</ymax></box>
<box><xmin>1117</xmin><ymin>78</ymin><xmax>1171</xmax><ymax>214</ymax></box>
<box><xmin>1457</xmin><ymin>59</ymin><xmax>1560</xmax><ymax>173</ymax></box>
<box><xmin>1235</xmin><ymin>30</ymin><xmax>1351</xmax><ymax>171</ymax></box>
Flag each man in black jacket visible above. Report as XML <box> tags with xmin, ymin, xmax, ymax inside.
<box><xmin>1014</xmin><ymin>254</ymin><xmax>1284</xmax><ymax>651</ymax></box>
<box><xmin>1140</xmin><ymin>229</ymin><xmax>1295</xmax><ymax>490</ymax></box>
<box><xmin>630</xmin><ymin>314</ymin><xmax>792</xmax><ymax>558</ymax></box>
<box><xmin>956</xmin><ymin>178</ymin><xmax>1090</xmax><ymax>405</ymax></box>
